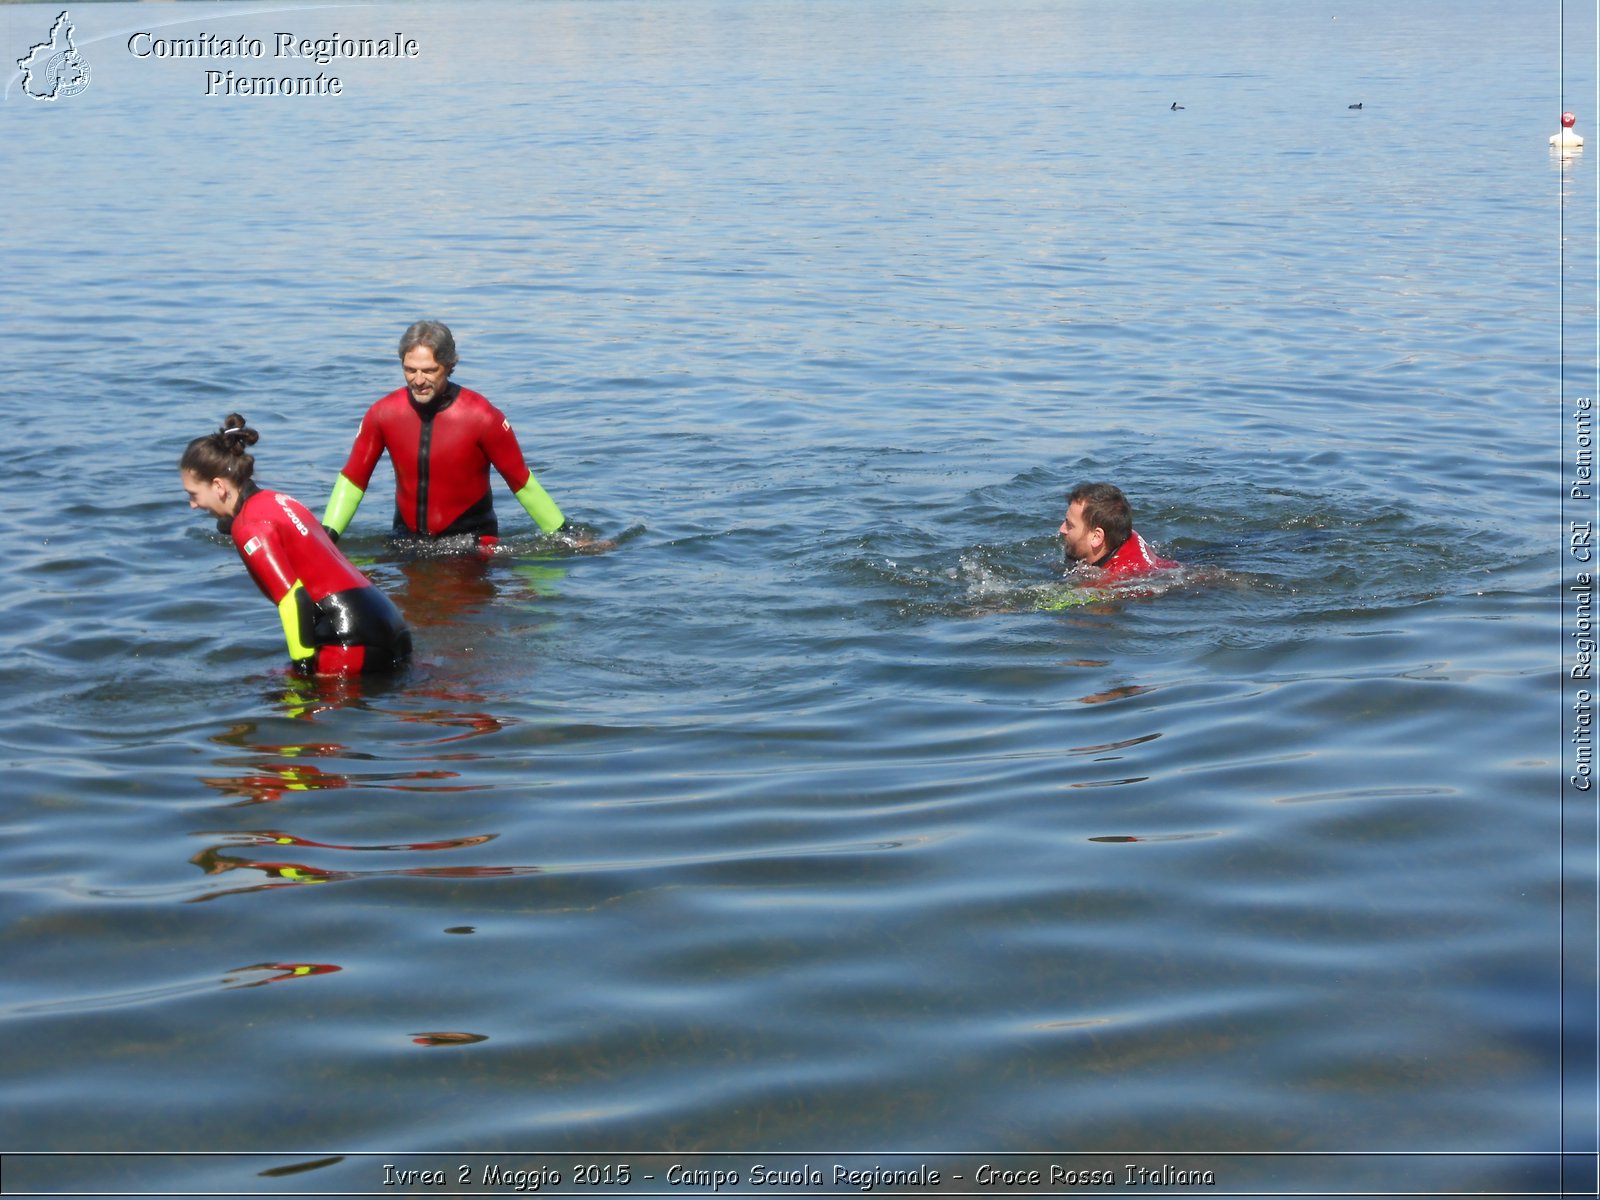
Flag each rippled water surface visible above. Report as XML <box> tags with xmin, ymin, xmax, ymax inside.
<box><xmin>2</xmin><ymin>0</ymin><xmax>1594</xmax><ymax>1195</ymax></box>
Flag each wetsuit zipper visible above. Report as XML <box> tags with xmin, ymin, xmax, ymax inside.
<box><xmin>416</xmin><ymin>410</ymin><xmax>433</xmax><ymax>535</ymax></box>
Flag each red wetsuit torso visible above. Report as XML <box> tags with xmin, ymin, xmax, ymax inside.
<box><xmin>235</xmin><ymin>488</ymin><xmax>375</xmax><ymax>602</ymax></box>
<box><xmin>338</xmin><ymin>384</ymin><xmax>537</xmax><ymax>538</ymax></box>
<box><xmin>232</xmin><ymin>487</ymin><xmax>410</xmax><ymax>674</ymax></box>
<box><xmin>1095</xmin><ymin>530</ymin><xmax>1178</xmax><ymax>581</ymax></box>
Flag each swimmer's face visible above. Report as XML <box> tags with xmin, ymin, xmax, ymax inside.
<box><xmin>1059</xmin><ymin>500</ymin><xmax>1104</xmax><ymax>564</ymax></box>
<box><xmin>181</xmin><ymin>469</ymin><xmax>232</xmax><ymax>518</ymax></box>
<box><xmin>402</xmin><ymin>345</ymin><xmax>452</xmax><ymax>404</ymax></box>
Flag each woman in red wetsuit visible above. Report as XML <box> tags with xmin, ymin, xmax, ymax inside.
<box><xmin>180</xmin><ymin>414</ymin><xmax>412</xmax><ymax>675</ymax></box>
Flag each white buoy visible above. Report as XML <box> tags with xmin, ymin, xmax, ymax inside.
<box><xmin>1551</xmin><ymin>111</ymin><xmax>1584</xmax><ymax>149</ymax></box>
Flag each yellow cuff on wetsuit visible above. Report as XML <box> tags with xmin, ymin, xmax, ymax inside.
<box><xmin>277</xmin><ymin>583</ymin><xmax>317</xmax><ymax>662</ymax></box>
<box><xmin>514</xmin><ymin>476</ymin><xmax>566</xmax><ymax>534</ymax></box>
<box><xmin>322</xmin><ymin>473</ymin><xmax>365</xmax><ymax>539</ymax></box>
<box><xmin>1036</xmin><ymin>587</ymin><xmax>1100</xmax><ymax>611</ymax></box>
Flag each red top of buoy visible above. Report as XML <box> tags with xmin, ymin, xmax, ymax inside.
<box><xmin>1563</xmin><ymin>112</ymin><xmax>1577</xmax><ymax>128</ymax></box>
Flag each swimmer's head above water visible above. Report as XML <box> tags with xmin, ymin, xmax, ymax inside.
<box><xmin>1059</xmin><ymin>482</ymin><xmax>1133</xmax><ymax>567</ymax></box>
<box><xmin>1056</xmin><ymin>481</ymin><xmax>1178</xmax><ymax>580</ymax></box>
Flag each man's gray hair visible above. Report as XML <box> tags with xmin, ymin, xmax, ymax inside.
<box><xmin>398</xmin><ymin>320</ymin><xmax>458</xmax><ymax>368</ymax></box>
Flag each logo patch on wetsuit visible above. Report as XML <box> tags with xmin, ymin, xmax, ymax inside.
<box><xmin>243</xmin><ymin>536</ymin><xmax>263</xmax><ymax>556</ymax></box>
<box><xmin>275</xmin><ymin>493</ymin><xmax>311</xmax><ymax>537</ymax></box>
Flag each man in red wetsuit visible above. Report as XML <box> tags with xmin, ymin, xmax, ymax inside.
<box><xmin>1058</xmin><ymin>482</ymin><xmax>1178</xmax><ymax>581</ymax></box>
<box><xmin>321</xmin><ymin>320</ymin><xmax>569</xmax><ymax>544</ymax></box>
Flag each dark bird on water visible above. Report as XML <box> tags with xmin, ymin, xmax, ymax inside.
<box><xmin>1170</xmin><ymin>101</ymin><xmax>1184</xmax><ymax>110</ymax></box>
<box><xmin>1348</xmin><ymin>102</ymin><xmax>1363</xmax><ymax>109</ymax></box>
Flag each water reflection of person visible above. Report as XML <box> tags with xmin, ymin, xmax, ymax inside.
<box><xmin>180</xmin><ymin>413</ymin><xmax>412</xmax><ymax>675</ymax></box>
<box><xmin>386</xmin><ymin>548</ymin><xmax>573</xmax><ymax>632</ymax></box>
<box><xmin>200</xmin><ymin>725</ymin><xmax>472</xmax><ymax>807</ymax></box>
<box><xmin>202</xmin><ymin>689</ymin><xmax>477</xmax><ymax>816</ymax></box>
<box><xmin>191</xmin><ymin>832</ymin><xmax>495</xmax><ymax>882</ymax></box>
<box><xmin>188</xmin><ymin>839</ymin><xmax>540</xmax><ymax>900</ymax></box>
<box><xmin>383</xmin><ymin>550</ymin><xmax>574</xmax><ymax>688</ymax></box>
<box><xmin>199</xmin><ymin>760</ymin><xmax>350</xmax><ymax>807</ymax></box>
<box><xmin>224</xmin><ymin>962</ymin><xmax>341</xmax><ymax>989</ymax></box>
<box><xmin>272</xmin><ymin>668</ymin><xmax>412</xmax><ymax>720</ymax></box>
<box><xmin>390</xmin><ymin>550</ymin><xmax>503</xmax><ymax>628</ymax></box>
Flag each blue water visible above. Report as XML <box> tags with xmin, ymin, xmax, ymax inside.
<box><xmin>1</xmin><ymin>0</ymin><xmax>1593</xmax><ymax>1195</ymax></box>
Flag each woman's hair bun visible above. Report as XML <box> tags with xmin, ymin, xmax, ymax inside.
<box><xmin>218</xmin><ymin>413</ymin><xmax>260</xmax><ymax>449</ymax></box>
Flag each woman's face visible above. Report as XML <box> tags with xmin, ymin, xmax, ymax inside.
<box><xmin>181</xmin><ymin>469</ymin><xmax>233</xmax><ymax>518</ymax></box>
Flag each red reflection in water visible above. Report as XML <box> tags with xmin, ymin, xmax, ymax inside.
<box><xmin>271</xmin><ymin>672</ymin><xmax>376</xmax><ymax>720</ymax></box>
<box><xmin>199</xmin><ymin>762</ymin><xmax>351</xmax><ymax>806</ymax></box>
<box><xmin>410</xmin><ymin>1031</ymin><xmax>489</xmax><ymax>1047</ymax></box>
<box><xmin>191</xmin><ymin>848</ymin><xmax>344</xmax><ymax>888</ymax></box>
<box><xmin>396</xmin><ymin>685</ymin><xmax>513</xmax><ymax>744</ymax></box>
<box><xmin>1077</xmin><ymin>684</ymin><xmax>1152</xmax><ymax>705</ymax></box>
<box><xmin>223</xmin><ymin>962</ymin><xmax>341</xmax><ymax>989</ymax></box>
<box><xmin>187</xmin><ymin>844</ymin><xmax>543</xmax><ymax>901</ymax></box>
<box><xmin>212</xmin><ymin>723</ymin><xmax>345</xmax><ymax>756</ymax></box>
<box><xmin>391</xmin><ymin>552</ymin><xmax>502</xmax><ymax>628</ymax></box>
<box><xmin>199</xmin><ymin>720</ymin><xmax>474</xmax><ymax>808</ymax></box>
<box><xmin>206</xmin><ymin>830</ymin><xmax>497</xmax><ymax>853</ymax></box>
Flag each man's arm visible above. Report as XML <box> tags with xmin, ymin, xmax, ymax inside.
<box><xmin>322</xmin><ymin>413</ymin><xmax>386</xmax><ymax>541</ymax></box>
<box><xmin>322</xmin><ymin>474</ymin><xmax>365</xmax><ymax>542</ymax></box>
<box><xmin>481</xmin><ymin>412</ymin><xmax>567</xmax><ymax>534</ymax></box>
<box><xmin>513</xmin><ymin>475</ymin><xmax>566</xmax><ymax>534</ymax></box>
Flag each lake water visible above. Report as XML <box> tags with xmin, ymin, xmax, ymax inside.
<box><xmin>1</xmin><ymin>1</ymin><xmax>1594</xmax><ymax>1195</ymax></box>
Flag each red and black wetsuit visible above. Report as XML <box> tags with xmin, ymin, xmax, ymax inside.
<box><xmin>1093</xmin><ymin>531</ymin><xmax>1178</xmax><ymax>580</ymax></box>
<box><xmin>231</xmin><ymin>485</ymin><xmax>411</xmax><ymax>675</ymax></box>
<box><xmin>333</xmin><ymin>383</ymin><xmax>561</xmax><ymax>539</ymax></box>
